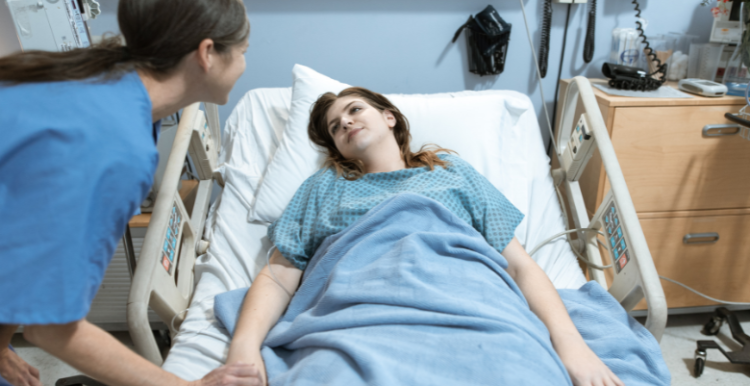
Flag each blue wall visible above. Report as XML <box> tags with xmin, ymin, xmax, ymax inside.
<box><xmin>90</xmin><ymin>0</ymin><xmax>714</xmax><ymax>145</ymax></box>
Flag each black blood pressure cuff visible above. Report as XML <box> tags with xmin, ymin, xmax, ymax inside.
<box><xmin>452</xmin><ymin>5</ymin><xmax>512</xmax><ymax>76</ymax></box>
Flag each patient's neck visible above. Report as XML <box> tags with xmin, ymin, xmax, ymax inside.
<box><xmin>360</xmin><ymin>140</ymin><xmax>406</xmax><ymax>174</ymax></box>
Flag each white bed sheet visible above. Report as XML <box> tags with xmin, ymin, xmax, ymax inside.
<box><xmin>162</xmin><ymin>88</ymin><xmax>586</xmax><ymax>380</ymax></box>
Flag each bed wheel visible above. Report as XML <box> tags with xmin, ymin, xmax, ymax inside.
<box><xmin>694</xmin><ymin>357</ymin><xmax>705</xmax><ymax>377</ymax></box>
<box><xmin>701</xmin><ymin>316</ymin><xmax>723</xmax><ymax>336</ymax></box>
<box><xmin>694</xmin><ymin>348</ymin><xmax>707</xmax><ymax>377</ymax></box>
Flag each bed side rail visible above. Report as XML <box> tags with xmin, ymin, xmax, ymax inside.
<box><xmin>127</xmin><ymin>102</ymin><xmax>220</xmax><ymax>364</ymax></box>
<box><xmin>555</xmin><ymin>77</ymin><xmax>667</xmax><ymax>342</ymax></box>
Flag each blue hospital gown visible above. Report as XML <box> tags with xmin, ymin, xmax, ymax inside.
<box><xmin>268</xmin><ymin>154</ymin><xmax>524</xmax><ymax>271</ymax></box>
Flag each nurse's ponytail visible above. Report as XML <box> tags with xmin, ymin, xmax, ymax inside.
<box><xmin>0</xmin><ymin>0</ymin><xmax>249</xmax><ymax>83</ymax></box>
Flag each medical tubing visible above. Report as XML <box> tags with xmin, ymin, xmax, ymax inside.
<box><xmin>529</xmin><ymin>228</ymin><xmax>613</xmax><ymax>270</ymax></box>
<box><xmin>169</xmin><ymin>297</ymin><xmax>221</xmax><ymax>340</ymax></box>
<box><xmin>582</xmin><ymin>0</ymin><xmax>596</xmax><ymax>63</ymax></box>
<box><xmin>266</xmin><ymin>246</ymin><xmax>294</xmax><ymax>298</ymax></box>
<box><xmin>519</xmin><ymin>0</ymin><xmax>558</xmax><ymax>159</ymax></box>
<box><xmin>659</xmin><ymin>276</ymin><xmax>750</xmax><ymax>306</ymax></box>
<box><xmin>548</xmin><ymin>4</ymin><xmax>573</xmax><ymax>155</ymax></box>
<box><xmin>539</xmin><ymin>0</ymin><xmax>553</xmax><ymax>78</ymax></box>
<box><xmin>552</xmin><ymin>185</ymin><xmax>613</xmax><ymax>269</ymax></box>
<box><xmin>529</xmin><ymin>228</ymin><xmax>602</xmax><ymax>256</ymax></box>
<box><xmin>171</xmin><ymin>309</ymin><xmax>190</xmax><ymax>334</ymax></box>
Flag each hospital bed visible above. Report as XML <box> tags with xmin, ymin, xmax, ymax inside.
<box><xmin>125</xmin><ymin>74</ymin><xmax>666</xmax><ymax>378</ymax></box>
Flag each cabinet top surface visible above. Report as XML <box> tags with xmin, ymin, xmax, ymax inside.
<box><xmin>564</xmin><ymin>78</ymin><xmax>747</xmax><ymax>107</ymax></box>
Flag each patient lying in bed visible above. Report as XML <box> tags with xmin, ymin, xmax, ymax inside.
<box><xmin>219</xmin><ymin>87</ymin><xmax>668</xmax><ymax>386</ymax></box>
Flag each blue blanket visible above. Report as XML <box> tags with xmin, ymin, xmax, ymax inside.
<box><xmin>216</xmin><ymin>193</ymin><xmax>669</xmax><ymax>385</ymax></box>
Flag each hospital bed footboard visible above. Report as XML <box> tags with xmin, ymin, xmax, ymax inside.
<box><xmin>555</xmin><ymin>76</ymin><xmax>667</xmax><ymax>341</ymax></box>
<box><xmin>127</xmin><ymin>102</ymin><xmax>222</xmax><ymax>365</ymax></box>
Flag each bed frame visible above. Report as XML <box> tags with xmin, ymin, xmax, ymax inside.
<box><xmin>127</xmin><ymin>103</ymin><xmax>222</xmax><ymax>364</ymax></box>
<box><xmin>127</xmin><ymin>77</ymin><xmax>667</xmax><ymax>365</ymax></box>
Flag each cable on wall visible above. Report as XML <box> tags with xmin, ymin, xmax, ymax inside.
<box><xmin>538</xmin><ymin>0</ymin><xmax>553</xmax><ymax>78</ymax></box>
<box><xmin>582</xmin><ymin>0</ymin><xmax>596</xmax><ymax>63</ymax></box>
<box><xmin>546</xmin><ymin>4</ymin><xmax>573</xmax><ymax>155</ymax></box>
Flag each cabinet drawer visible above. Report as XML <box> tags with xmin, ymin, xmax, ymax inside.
<box><xmin>632</xmin><ymin>210</ymin><xmax>750</xmax><ymax>310</ymax></box>
<box><xmin>611</xmin><ymin>105</ymin><xmax>750</xmax><ymax>212</ymax></box>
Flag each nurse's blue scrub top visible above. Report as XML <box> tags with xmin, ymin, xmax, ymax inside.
<box><xmin>0</xmin><ymin>72</ymin><xmax>159</xmax><ymax>325</ymax></box>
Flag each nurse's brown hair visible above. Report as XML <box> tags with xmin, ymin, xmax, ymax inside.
<box><xmin>0</xmin><ymin>0</ymin><xmax>249</xmax><ymax>83</ymax></box>
<box><xmin>308</xmin><ymin>87</ymin><xmax>454</xmax><ymax>180</ymax></box>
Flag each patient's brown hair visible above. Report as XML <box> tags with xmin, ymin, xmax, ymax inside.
<box><xmin>308</xmin><ymin>87</ymin><xmax>454</xmax><ymax>180</ymax></box>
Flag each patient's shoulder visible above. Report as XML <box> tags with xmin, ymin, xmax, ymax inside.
<box><xmin>301</xmin><ymin>167</ymin><xmax>332</xmax><ymax>184</ymax></box>
<box><xmin>439</xmin><ymin>153</ymin><xmax>471</xmax><ymax>170</ymax></box>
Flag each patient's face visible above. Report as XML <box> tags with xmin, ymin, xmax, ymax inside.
<box><xmin>326</xmin><ymin>96</ymin><xmax>396</xmax><ymax>160</ymax></box>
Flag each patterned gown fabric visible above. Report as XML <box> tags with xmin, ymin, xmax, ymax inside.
<box><xmin>268</xmin><ymin>154</ymin><xmax>524</xmax><ymax>271</ymax></box>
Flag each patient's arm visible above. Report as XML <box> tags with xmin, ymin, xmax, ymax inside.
<box><xmin>502</xmin><ymin>237</ymin><xmax>624</xmax><ymax>386</ymax></box>
<box><xmin>227</xmin><ymin>248</ymin><xmax>303</xmax><ymax>385</ymax></box>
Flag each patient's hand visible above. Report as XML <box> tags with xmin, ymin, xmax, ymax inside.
<box><xmin>558</xmin><ymin>342</ymin><xmax>624</xmax><ymax>386</ymax></box>
<box><xmin>223</xmin><ymin>349</ymin><xmax>267</xmax><ymax>386</ymax></box>
<box><xmin>240</xmin><ymin>350</ymin><xmax>267</xmax><ymax>386</ymax></box>
<box><xmin>192</xmin><ymin>362</ymin><xmax>262</xmax><ymax>386</ymax></box>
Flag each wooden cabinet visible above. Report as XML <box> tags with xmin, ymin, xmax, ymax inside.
<box><xmin>556</xmin><ymin>79</ymin><xmax>750</xmax><ymax>311</ymax></box>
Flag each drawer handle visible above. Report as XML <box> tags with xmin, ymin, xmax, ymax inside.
<box><xmin>683</xmin><ymin>233</ymin><xmax>720</xmax><ymax>245</ymax></box>
<box><xmin>703</xmin><ymin>124</ymin><xmax>741</xmax><ymax>137</ymax></box>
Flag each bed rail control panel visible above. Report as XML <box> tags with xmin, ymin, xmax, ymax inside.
<box><xmin>561</xmin><ymin>114</ymin><xmax>595</xmax><ymax>182</ymax></box>
<box><xmin>162</xmin><ymin>200</ymin><xmax>186</xmax><ymax>274</ymax></box>
<box><xmin>590</xmin><ymin>190</ymin><xmax>642</xmax><ymax>310</ymax></box>
<box><xmin>189</xmin><ymin>110</ymin><xmax>218</xmax><ymax>181</ymax></box>
<box><xmin>600</xmin><ymin>200</ymin><xmax>631</xmax><ymax>274</ymax></box>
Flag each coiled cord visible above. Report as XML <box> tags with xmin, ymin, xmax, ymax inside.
<box><xmin>608</xmin><ymin>0</ymin><xmax>667</xmax><ymax>91</ymax></box>
<box><xmin>582</xmin><ymin>0</ymin><xmax>596</xmax><ymax>63</ymax></box>
<box><xmin>538</xmin><ymin>0</ymin><xmax>553</xmax><ymax>78</ymax></box>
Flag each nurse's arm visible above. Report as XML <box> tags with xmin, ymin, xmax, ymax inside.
<box><xmin>227</xmin><ymin>249</ymin><xmax>303</xmax><ymax>385</ymax></box>
<box><xmin>0</xmin><ymin>324</ymin><xmax>41</xmax><ymax>386</ymax></box>
<box><xmin>23</xmin><ymin>320</ymin><xmax>259</xmax><ymax>386</ymax></box>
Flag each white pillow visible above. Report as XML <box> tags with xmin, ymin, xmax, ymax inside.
<box><xmin>219</xmin><ymin>87</ymin><xmax>291</xmax><ymax>210</ymax></box>
<box><xmin>250</xmin><ymin>64</ymin><xmax>532</xmax><ymax>224</ymax></box>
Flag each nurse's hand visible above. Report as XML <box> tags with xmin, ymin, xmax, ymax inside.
<box><xmin>0</xmin><ymin>347</ymin><xmax>41</xmax><ymax>386</ymax></box>
<box><xmin>191</xmin><ymin>362</ymin><xmax>263</xmax><ymax>386</ymax></box>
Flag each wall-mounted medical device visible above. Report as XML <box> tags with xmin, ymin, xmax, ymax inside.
<box><xmin>710</xmin><ymin>0</ymin><xmax>742</xmax><ymax>44</ymax></box>
<box><xmin>5</xmin><ymin>0</ymin><xmax>100</xmax><ymax>52</ymax></box>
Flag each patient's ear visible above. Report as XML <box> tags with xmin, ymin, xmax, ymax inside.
<box><xmin>383</xmin><ymin>110</ymin><xmax>396</xmax><ymax>129</ymax></box>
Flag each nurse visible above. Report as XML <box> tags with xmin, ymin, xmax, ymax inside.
<box><xmin>0</xmin><ymin>0</ymin><xmax>259</xmax><ymax>385</ymax></box>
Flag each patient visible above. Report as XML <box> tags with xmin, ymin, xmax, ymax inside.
<box><xmin>226</xmin><ymin>87</ymin><xmax>624</xmax><ymax>386</ymax></box>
